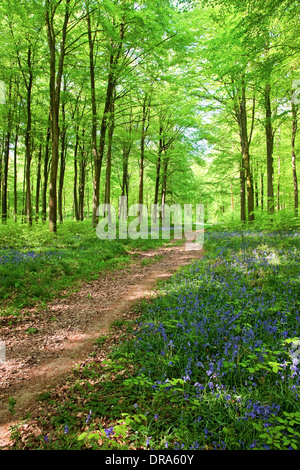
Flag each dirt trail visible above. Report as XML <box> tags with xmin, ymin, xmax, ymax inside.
<box><xmin>0</xmin><ymin>241</ymin><xmax>203</xmax><ymax>446</ymax></box>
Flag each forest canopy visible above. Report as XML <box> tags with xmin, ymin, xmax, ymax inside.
<box><xmin>0</xmin><ymin>0</ymin><xmax>299</xmax><ymax>231</ymax></box>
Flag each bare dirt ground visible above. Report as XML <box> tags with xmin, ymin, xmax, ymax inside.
<box><xmin>0</xmin><ymin>240</ymin><xmax>203</xmax><ymax>447</ymax></box>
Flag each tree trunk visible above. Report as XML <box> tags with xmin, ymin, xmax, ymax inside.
<box><xmin>254</xmin><ymin>162</ymin><xmax>259</xmax><ymax>208</ymax></box>
<box><xmin>93</xmin><ymin>58</ymin><xmax>115</xmax><ymax>226</ymax></box>
<box><xmin>42</xmin><ymin>122</ymin><xmax>51</xmax><ymax>222</ymax></box>
<box><xmin>25</xmin><ymin>45</ymin><xmax>33</xmax><ymax>226</ymax></box>
<box><xmin>35</xmin><ymin>144</ymin><xmax>42</xmax><ymax>222</ymax></box>
<box><xmin>74</xmin><ymin>126</ymin><xmax>80</xmax><ymax>221</ymax></box>
<box><xmin>79</xmin><ymin>132</ymin><xmax>87</xmax><ymax>221</ymax></box>
<box><xmin>161</xmin><ymin>157</ymin><xmax>169</xmax><ymax>210</ymax></box>
<box><xmin>277</xmin><ymin>154</ymin><xmax>281</xmax><ymax>211</ymax></box>
<box><xmin>2</xmin><ymin>80</ymin><xmax>12</xmax><ymax>224</ymax></box>
<box><xmin>255</xmin><ymin>177</ymin><xmax>259</xmax><ymax>208</ymax></box>
<box><xmin>235</xmin><ymin>80</ymin><xmax>254</xmax><ymax>222</ymax></box>
<box><xmin>79</xmin><ymin>162</ymin><xmax>86</xmax><ymax>221</ymax></box>
<box><xmin>104</xmin><ymin>96</ymin><xmax>115</xmax><ymax>208</ymax></box>
<box><xmin>58</xmin><ymin>92</ymin><xmax>67</xmax><ymax>224</ymax></box>
<box><xmin>45</xmin><ymin>0</ymin><xmax>70</xmax><ymax>232</ymax></box>
<box><xmin>291</xmin><ymin>101</ymin><xmax>298</xmax><ymax>217</ymax></box>
<box><xmin>154</xmin><ymin>124</ymin><xmax>163</xmax><ymax>206</ymax></box>
<box><xmin>139</xmin><ymin>93</ymin><xmax>150</xmax><ymax>207</ymax></box>
<box><xmin>14</xmin><ymin>128</ymin><xmax>19</xmax><ymax>222</ymax></box>
<box><xmin>240</xmin><ymin>157</ymin><xmax>246</xmax><ymax>222</ymax></box>
<box><xmin>2</xmin><ymin>128</ymin><xmax>11</xmax><ymax>224</ymax></box>
<box><xmin>242</xmin><ymin>121</ymin><xmax>254</xmax><ymax>220</ymax></box>
<box><xmin>121</xmin><ymin>147</ymin><xmax>130</xmax><ymax>200</ymax></box>
<box><xmin>120</xmin><ymin>110</ymin><xmax>132</xmax><ymax>211</ymax></box>
<box><xmin>261</xmin><ymin>170</ymin><xmax>264</xmax><ymax>210</ymax></box>
<box><xmin>0</xmin><ymin>139</ymin><xmax>3</xmax><ymax>212</ymax></box>
<box><xmin>265</xmin><ymin>83</ymin><xmax>274</xmax><ymax>214</ymax></box>
<box><xmin>91</xmin><ymin>20</ymin><xmax>125</xmax><ymax>226</ymax></box>
<box><xmin>87</xmin><ymin>5</ymin><xmax>101</xmax><ymax>226</ymax></box>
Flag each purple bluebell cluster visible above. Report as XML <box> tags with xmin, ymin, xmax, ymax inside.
<box><xmin>130</xmin><ymin>230</ymin><xmax>300</xmax><ymax>449</ymax></box>
<box><xmin>104</xmin><ymin>426</ymin><xmax>114</xmax><ymax>438</ymax></box>
<box><xmin>0</xmin><ymin>249</ymin><xmax>63</xmax><ymax>265</ymax></box>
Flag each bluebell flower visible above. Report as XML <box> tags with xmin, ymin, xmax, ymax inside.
<box><xmin>86</xmin><ymin>410</ymin><xmax>92</xmax><ymax>424</ymax></box>
<box><xmin>104</xmin><ymin>426</ymin><xmax>114</xmax><ymax>438</ymax></box>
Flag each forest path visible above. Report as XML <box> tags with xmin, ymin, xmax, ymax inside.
<box><xmin>0</xmin><ymin>240</ymin><xmax>203</xmax><ymax>447</ymax></box>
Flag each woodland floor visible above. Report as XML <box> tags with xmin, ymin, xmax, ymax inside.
<box><xmin>0</xmin><ymin>240</ymin><xmax>203</xmax><ymax>447</ymax></box>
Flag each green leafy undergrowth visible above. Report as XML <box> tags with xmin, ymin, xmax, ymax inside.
<box><xmin>0</xmin><ymin>220</ymin><xmax>167</xmax><ymax>320</ymax></box>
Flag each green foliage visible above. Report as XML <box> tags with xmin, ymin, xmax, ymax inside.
<box><xmin>94</xmin><ymin>336</ymin><xmax>107</xmax><ymax>348</ymax></box>
<box><xmin>0</xmin><ymin>0</ymin><xmax>299</xmax><ymax>228</ymax></box>
<box><xmin>0</xmin><ymin>219</ymin><xmax>166</xmax><ymax>317</ymax></box>
<box><xmin>8</xmin><ymin>397</ymin><xmax>17</xmax><ymax>416</ymax></box>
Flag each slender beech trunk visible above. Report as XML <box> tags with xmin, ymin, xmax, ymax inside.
<box><xmin>291</xmin><ymin>101</ymin><xmax>298</xmax><ymax>217</ymax></box>
<box><xmin>277</xmin><ymin>154</ymin><xmax>281</xmax><ymax>211</ymax></box>
<box><xmin>255</xmin><ymin>166</ymin><xmax>259</xmax><ymax>208</ymax></box>
<box><xmin>79</xmin><ymin>160</ymin><xmax>86</xmax><ymax>221</ymax></box>
<box><xmin>25</xmin><ymin>45</ymin><xmax>33</xmax><ymax>226</ymax></box>
<box><xmin>155</xmin><ymin>124</ymin><xmax>163</xmax><ymax>205</ymax></box>
<box><xmin>14</xmin><ymin>128</ymin><xmax>19</xmax><ymax>222</ymax></box>
<box><xmin>121</xmin><ymin>144</ymin><xmax>130</xmax><ymax>200</ymax></box>
<box><xmin>120</xmin><ymin>122</ymin><xmax>132</xmax><ymax>220</ymax></box>
<box><xmin>87</xmin><ymin>5</ymin><xmax>101</xmax><ymax>226</ymax></box>
<box><xmin>2</xmin><ymin>129</ymin><xmax>10</xmax><ymax>224</ymax></box>
<box><xmin>0</xmin><ymin>139</ymin><xmax>3</xmax><ymax>212</ymax></box>
<box><xmin>265</xmin><ymin>83</ymin><xmax>274</xmax><ymax>214</ymax></box>
<box><xmin>35</xmin><ymin>144</ymin><xmax>42</xmax><ymax>221</ymax></box>
<box><xmin>121</xmin><ymin>110</ymin><xmax>133</xmax><ymax>211</ymax></box>
<box><xmin>74</xmin><ymin>126</ymin><xmax>80</xmax><ymax>221</ymax></box>
<box><xmin>241</xmin><ymin>85</ymin><xmax>254</xmax><ymax>221</ymax></box>
<box><xmin>139</xmin><ymin>93</ymin><xmax>150</xmax><ymax>207</ymax></box>
<box><xmin>235</xmin><ymin>80</ymin><xmax>254</xmax><ymax>222</ymax></box>
<box><xmin>104</xmin><ymin>95</ymin><xmax>115</xmax><ymax>208</ymax></box>
<box><xmin>153</xmin><ymin>124</ymin><xmax>163</xmax><ymax>224</ymax></box>
<box><xmin>45</xmin><ymin>0</ymin><xmax>70</xmax><ymax>232</ymax></box>
<box><xmin>58</xmin><ymin>90</ymin><xmax>67</xmax><ymax>223</ymax></box>
<box><xmin>91</xmin><ymin>20</ymin><xmax>124</xmax><ymax>226</ymax></box>
<box><xmin>93</xmin><ymin>54</ymin><xmax>115</xmax><ymax>226</ymax></box>
<box><xmin>13</xmin><ymin>38</ymin><xmax>33</xmax><ymax>224</ymax></box>
<box><xmin>261</xmin><ymin>170</ymin><xmax>264</xmax><ymax>210</ymax></box>
<box><xmin>161</xmin><ymin>156</ymin><xmax>169</xmax><ymax>209</ymax></box>
<box><xmin>79</xmin><ymin>131</ymin><xmax>87</xmax><ymax>221</ymax></box>
<box><xmin>42</xmin><ymin>122</ymin><xmax>51</xmax><ymax>222</ymax></box>
<box><xmin>2</xmin><ymin>80</ymin><xmax>12</xmax><ymax>224</ymax></box>
<box><xmin>104</xmin><ymin>97</ymin><xmax>115</xmax><ymax>225</ymax></box>
<box><xmin>240</xmin><ymin>157</ymin><xmax>246</xmax><ymax>222</ymax></box>
<box><xmin>22</xmin><ymin>151</ymin><xmax>26</xmax><ymax>223</ymax></box>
